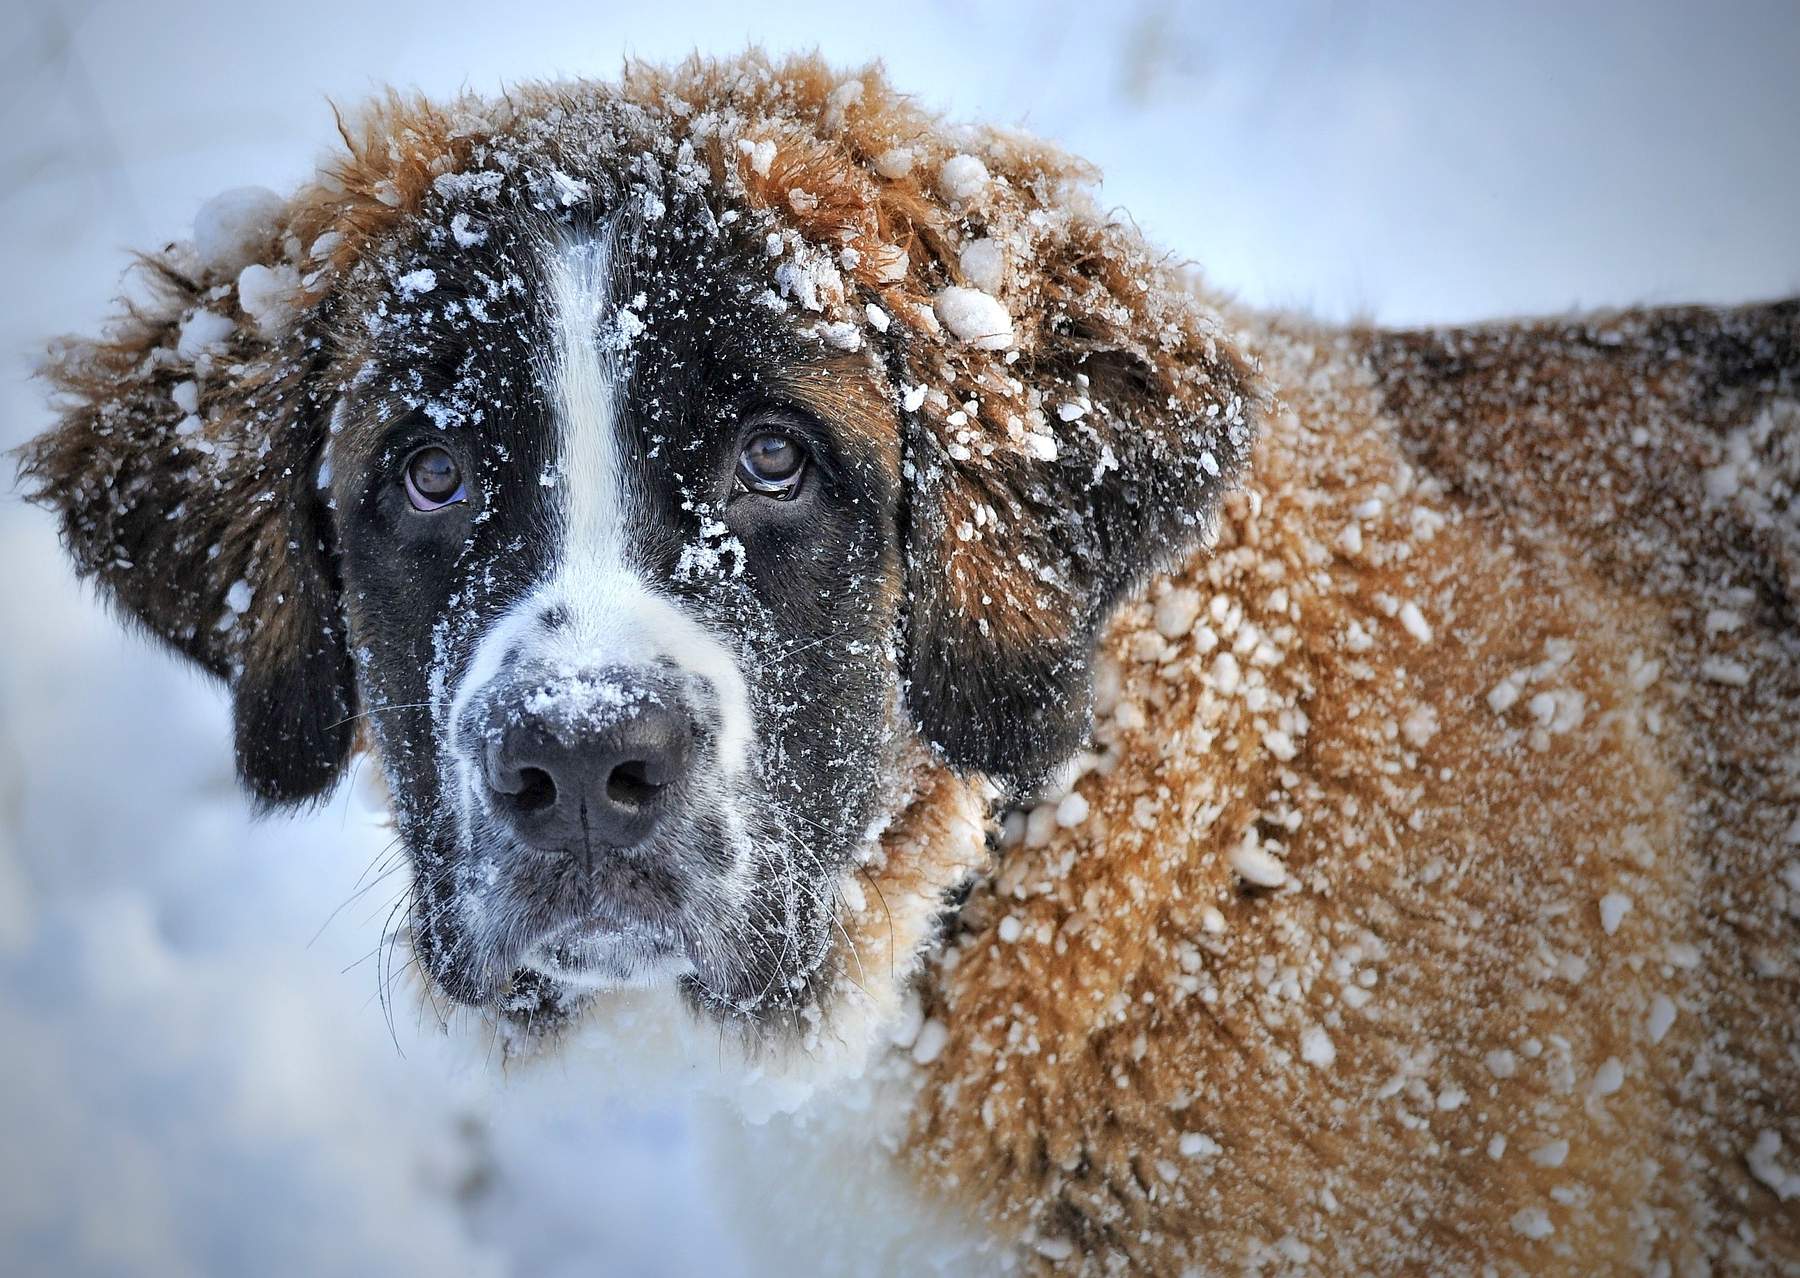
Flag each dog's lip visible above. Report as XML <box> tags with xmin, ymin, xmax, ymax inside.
<box><xmin>519</xmin><ymin>909</ymin><xmax>683</xmax><ymax>977</ymax></box>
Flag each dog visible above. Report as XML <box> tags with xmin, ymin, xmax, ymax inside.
<box><xmin>18</xmin><ymin>52</ymin><xmax>1799</xmax><ymax>1275</ymax></box>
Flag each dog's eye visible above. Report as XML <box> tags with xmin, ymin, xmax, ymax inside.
<box><xmin>736</xmin><ymin>431</ymin><xmax>808</xmax><ymax>499</ymax></box>
<box><xmin>404</xmin><ymin>446</ymin><xmax>466</xmax><ymax>511</ymax></box>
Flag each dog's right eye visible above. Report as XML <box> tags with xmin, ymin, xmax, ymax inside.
<box><xmin>403</xmin><ymin>446</ymin><xmax>466</xmax><ymax>511</ymax></box>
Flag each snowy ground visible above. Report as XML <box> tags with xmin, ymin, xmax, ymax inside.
<box><xmin>1</xmin><ymin>2</ymin><xmax>1795</xmax><ymax>1274</ymax></box>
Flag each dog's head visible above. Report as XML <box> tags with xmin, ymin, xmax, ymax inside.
<box><xmin>20</xmin><ymin>56</ymin><xmax>1258</xmax><ymax>1043</ymax></box>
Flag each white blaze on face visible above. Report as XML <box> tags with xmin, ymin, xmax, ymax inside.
<box><xmin>447</xmin><ymin>230</ymin><xmax>754</xmax><ymax>790</ymax></box>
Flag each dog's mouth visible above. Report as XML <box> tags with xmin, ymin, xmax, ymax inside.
<box><xmin>519</xmin><ymin>910</ymin><xmax>692</xmax><ymax>991</ymax></box>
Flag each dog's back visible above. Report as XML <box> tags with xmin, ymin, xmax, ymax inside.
<box><xmin>899</xmin><ymin>300</ymin><xmax>1799</xmax><ymax>1274</ymax></box>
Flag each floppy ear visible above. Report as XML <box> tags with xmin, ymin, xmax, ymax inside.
<box><xmin>893</xmin><ymin>218</ymin><xmax>1261</xmax><ymax>789</ymax></box>
<box><xmin>17</xmin><ymin>196</ymin><xmax>357</xmax><ymax>807</ymax></box>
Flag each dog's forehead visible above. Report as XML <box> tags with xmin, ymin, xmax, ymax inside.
<box><xmin>335</xmin><ymin>195</ymin><xmax>900</xmax><ymax>469</ymax></box>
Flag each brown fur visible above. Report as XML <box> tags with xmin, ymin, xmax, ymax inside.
<box><xmin>892</xmin><ymin>309</ymin><xmax>1799</xmax><ymax>1273</ymax></box>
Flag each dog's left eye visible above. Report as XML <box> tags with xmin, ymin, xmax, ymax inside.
<box><xmin>403</xmin><ymin>446</ymin><xmax>466</xmax><ymax>511</ymax></box>
<box><xmin>736</xmin><ymin>431</ymin><xmax>808</xmax><ymax>499</ymax></box>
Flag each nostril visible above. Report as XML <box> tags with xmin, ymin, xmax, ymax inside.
<box><xmin>605</xmin><ymin>759</ymin><xmax>663</xmax><ymax>809</ymax></box>
<box><xmin>513</xmin><ymin>766</ymin><xmax>558</xmax><ymax>813</ymax></box>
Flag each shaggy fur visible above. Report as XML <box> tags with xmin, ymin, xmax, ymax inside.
<box><xmin>17</xmin><ymin>52</ymin><xmax>1799</xmax><ymax>1275</ymax></box>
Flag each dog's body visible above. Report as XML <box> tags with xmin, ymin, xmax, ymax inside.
<box><xmin>18</xmin><ymin>54</ymin><xmax>1798</xmax><ymax>1275</ymax></box>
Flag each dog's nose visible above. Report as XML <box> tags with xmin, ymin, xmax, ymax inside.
<box><xmin>483</xmin><ymin>695</ymin><xmax>693</xmax><ymax>853</ymax></box>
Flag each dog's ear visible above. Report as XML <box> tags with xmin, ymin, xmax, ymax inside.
<box><xmin>698</xmin><ymin>69</ymin><xmax>1266</xmax><ymax>793</ymax></box>
<box><xmin>892</xmin><ymin>223</ymin><xmax>1261</xmax><ymax>789</ymax></box>
<box><xmin>18</xmin><ymin>193</ymin><xmax>356</xmax><ymax>806</ymax></box>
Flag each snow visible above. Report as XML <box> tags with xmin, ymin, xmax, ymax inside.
<box><xmin>1746</xmin><ymin>1130</ymin><xmax>1800</xmax><ymax>1201</ymax></box>
<box><xmin>1646</xmin><ymin>994</ymin><xmax>1677</xmax><ymax>1044</ymax></box>
<box><xmin>1510</xmin><ymin>1208</ymin><xmax>1555</xmax><ymax>1240</ymax></box>
<box><xmin>396</xmin><ymin>268</ymin><xmax>439</xmax><ymax>297</ymax></box>
<box><xmin>910</xmin><ymin>1019</ymin><xmax>950</xmax><ymax>1066</ymax></box>
<box><xmin>1530</xmin><ymin>1139</ymin><xmax>1569</xmax><ymax>1168</ymax></box>
<box><xmin>1228</xmin><ymin>833</ymin><xmax>1286</xmax><ymax>889</ymax></box>
<box><xmin>192</xmin><ymin>186</ymin><xmax>285</xmax><ymax>277</ymax></box>
<box><xmin>871</xmin><ymin>147</ymin><xmax>913</xmax><ymax>179</ymax></box>
<box><xmin>932</xmin><ymin>286</ymin><xmax>1013</xmax><ymax>350</ymax></box>
<box><xmin>1592</xmin><ymin>1058</ymin><xmax>1626</xmax><ymax>1096</ymax></box>
<box><xmin>4</xmin><ymin>7</ymin><xmax>1796</xmax><ymax>1275</ymax></box>
<box><xmin>236</xmin><ymin>262</ymin><xmax>299</xmax><ymax>337</ymax></box>
<box><xmin>957</xmin><ymin>238</ymin><xmax>1005</xmax><ymax>293</ymax></box>
<box><xmin>175</xmin><ymin>308</ymin><xmax>234</xmax><ymax>360</ymax></box>
<box><xmin>1178</xmin><ymin>1132</ymin><xmax>1220</xmax><ymax>1158</ymax></box>
<box><xmin>1397</xmin><ymin>601</ymin><xmax>1433</xmax><ymax>643</ymax></box>
<box><xmin>936</xmin><ymin>154</ymin><xmax>989</xmax><ymax>203</ymax></box>
<box><xmin>1299</xmin><ymin>1026</ymin><xmax>1336</xmax><ymax>1069</ymax></box>
<box><xmin>1598</xmin><ymin>891</ymin><xmax>1631</xmax><ymax>935</ymax></box>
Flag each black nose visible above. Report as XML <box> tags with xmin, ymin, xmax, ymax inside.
<box><xmin>482</xmin><ymin>694</ymin><xmax>693</xmax><ymax>854</ymax></box>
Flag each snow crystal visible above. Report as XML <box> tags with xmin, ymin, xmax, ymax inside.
<box><xmin>1400</xmin><ymin>704</ymin><xmax>1439</xmax><ymax>748</ymax></box>
<box><xmin>1592</xmin><ymin>1058</ymin><xmax>1625</xmax><ymax>1096</ymax></box>
<box><xmin>911</xmin><ymin>1019</ymin><xmax>949</xmax><ymax>1066</ymax></box>
<box><xmin>397</xmin><ymin>268</ymin><xmax>438</xmax><ymax>298</ymax></box>
<box><xmin>1054</xmin><ymin>792</ymin><xmax>1089</xmax><ymax>828</ymax></box>
<box><xmin>1487</xmin><ymin>674</ymin><xmax>1524</xmax><ymax>714</ymax></box>
<box><xmin>1598</xmin><ymin>892</ymin><xmax>1632</xmax><ymax>935</ymax></box>
<box><xmin>224</xmin><ymin>579</ymin><xmax>254</xmax><ymax>615</ymax></box>
<box><xmin>958</xmin><ymin>238</ymin><xmax>1005</xmax><ymax>293</ymax></box>
<box><xmin>997</xmin><ymin>915</ymin><xmax>1023</xmax><ymax>944</ymax></box>
<box><xmin>1200</xmin><ymin>906</ymin><xmax>1226</xmax><ymax>935</ymax></box>
<box><xmin>872</xmin><ymin>147</ymin><xmax>913</xmax><ymax>179</ymax></box>
<box><xmin>193</xmin><ymin>186</ymin><xmax>285</xmax><ymax>276</ymax></box>
<box><xmin>932</xmin><ymin>287</ymin><xmax>1013</xmax><ymax>350</ymax></box>
<box><xmin>817</xmin><ymin>321</ymin><xmax>862</xmax><ymax>350</ymax></box>
<box><xmin>1178</xmin><ymin>1132</ymin><xmax>1220</xmax><ymax>1159</ymax></box>
<box><xmin>449</xmin><ymin>212</ymin><xmax>487</xmax><ymax>249</ymax></box>
<box><xmin>1154</xmin><ymin>588</ymin><xmax>1201</xmax><ymax>640</ymax></box>
<box><xmin>1262</xmin><ymin>730</ymin><xmax>1298</xmax><ymax>762</ymax></box>
<box><xmin>547</xmin><ymin>169</ymin><xmax>589</xmax><ymax>206</ymax></box>
<box><xmin>1398</xmin><ymin>600</ymin><xmax>1433</xmax><ymax>643</ymax></box>
<box><xmin>937</xmin><ymin>153</ymin><xmax>990</xmax><ymax>203</ymax></box>
<box><xmin>1646</xmin><ymin>995</ymin><xmax>1676</xmax><ymax>1044</ymax></box>
<box><xmin>864</xmin><ymin>303</ymin><xmax>890</xmax><ymax>333</ymax></box>
<box><xmin>176</xmin><ymin>309</ymin><xmax>235</xmax><ymax>360</ymax></box>
<box><xmin>1700</xmin><ymin>658</ymin><xmax>1750</xmax><ymax>686</ymax></box>
<box><xmin>736</xmin><ymin>137</ymin><xmax>778</xmax><ymax>177</ymax></box>
<box><xmin>1228</xmin><ymin>832</ymin><xmax>1285</xmax><ymax>888</ymax></box>
<box><xmin>1299</xmin><ymin>1026</ymin><xmax>1336</xmax><ymax>1069</ymax></box>
<box><xmin>900</xmin><ymin>384</ymin><xmax>927</xmax><ymax>413</ymax></box>
<box><xmin>1530</xmin><ymin>1140</ymin><xmax>1569</xmax><ymax>1168</ymax></box>
<box><xmin>1485</xmin><ymin>1049</ymin><xmax>1517</xmax><ymax>1078</ymax></box>
<box><xmin>171</xmin><ymin>380</ymin><xmax>199</xmax><ymax>414</ymax></box>
<box><xmin>1510</xmin><ymin>1208</ymin><xmax>1555</xmax><ymax>1240</ymax></box>
<box><xmin>237</xmin><ymin>263</ymin><xmax>300</xmax><ymax>338</ymax></box>
<box><xmin>1747</xmin><ymin>1130</ymin><xmax>1800</xmax><ymax>1200</ymax></box>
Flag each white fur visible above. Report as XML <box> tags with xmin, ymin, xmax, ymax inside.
<box><xmin>447</xmin><ymin>230</ymin><xmax>754</xmax><ymax>783</ymax></box>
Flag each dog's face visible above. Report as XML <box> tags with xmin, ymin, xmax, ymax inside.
<box><xmin>21</xmin><ymin>61</ymin><xmax>1259</xmax><ymax>1043</ymax></box>
<box><xmin>332</xmin><ymin>201</ymin><xmax>908</xmax><ymax>1017</ymax></box>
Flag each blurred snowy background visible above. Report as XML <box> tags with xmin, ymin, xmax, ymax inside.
<box><xmin>1</xmin><ymin>2</ymin><xmax>1795</xmax><ymax>1274</ymax></box>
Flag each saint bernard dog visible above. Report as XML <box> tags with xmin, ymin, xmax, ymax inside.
<box><xmin>18</xmin><ymin>52</ymin><xmax>1799</xmax><ymax>1276</ymax></box>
